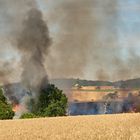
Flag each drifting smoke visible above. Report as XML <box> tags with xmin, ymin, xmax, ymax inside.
<box><xmin>14</xmin><ymin>8</ymin><xmax>51</xmax><ymax>117</ymax></box>
<box><xmin>69</xmin><ymin>92</ymin><xmax>140</xmax><ymax>115</ymax></box>
<box><xmin>44</xmin><ymin>0</ymin><xmax>140</xmax><ymax>81</ymax></box>
<box><xmin>17</xmin><ymin>8</ymin><xmax>51</xmax><ymax>93</ymax></box>
<box><xmin>1</xmin><ymin>1</ymin><xmax>140</xmax><ymax>83</ymax></box>
<box><xmin>0</xmin><ymin>0</ymin><xmax>51</xmax><ymax>117</ymax></box>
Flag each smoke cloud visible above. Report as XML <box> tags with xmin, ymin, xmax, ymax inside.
<box><xmin>17</xmin><ymin>8</ymin><xmax>51</xmax><ymax>93</ymax></box>
<box><xmin>43</xmin><ymin>0</ymin><xmax>140</xmax><ymax>81</ymax></box>
<box><xmin>0</xmin><ymin>0</ymin><xmax>51</xmax><ymax>117</ymax></box>
<box><xmin>1</xmin><ymin>0</ymin><xmax>140</xmax><ymax>85</ymax></box>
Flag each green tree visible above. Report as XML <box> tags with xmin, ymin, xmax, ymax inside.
<box><xmin>35</xmin><ymin>84</ymin><xmax>67</xmax><ymax>117</ymax></box>
<box><xmin>0</xmin><ymin>88</ymin><xmax>14</xmax><ymax>120</ymax></box>
<box><xmin>103</xmin><ymin>92</ymin><xmax>118</xmax><ymax>101</ymax></box>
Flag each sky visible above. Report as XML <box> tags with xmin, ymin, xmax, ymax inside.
<box><xmin>1</xmin><ymin>0</ymin><xmax>140</xmax><ymax>82</ymax></box>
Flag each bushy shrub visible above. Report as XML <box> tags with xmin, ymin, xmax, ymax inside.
<box><xmin>43</xmin><ymin>101</ymin><xmax>67</xmax><ymax>117</ymax></box>
<box><xmin>20</xmin><ymin>113</ymin><xmax>38</xmax><ymax>119</ymax></box>
<box><xmin>0</xmin><ymin>88</ymin><xmax>14</xmax><ymax>120</ymax></box>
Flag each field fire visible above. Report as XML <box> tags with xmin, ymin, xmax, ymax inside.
<box><xmin>67</xmin><ymin>82</ymin><xmax>140</xmax><ymax>115</ymax></box>
<box><xmin>0</xmin><ymin>0</ymin><xmax>140</xmax><ymax>118</ymax></box>
<box><xmin>12</xmin><ymin>104</ymin><xmax>20</xmax><ymax>112</ymax></box>
<box><xmin>1</xmin><ymin>0</ymin><xmax>140</xmax><ymax>140</ymax></box>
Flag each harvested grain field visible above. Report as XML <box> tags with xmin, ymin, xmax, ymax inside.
<box><xmin>0</xmin><ymin>113</ymin><xmax>140</xmax><ymax>140</ymax></box>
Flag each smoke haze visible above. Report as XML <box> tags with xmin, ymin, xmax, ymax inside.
<box><xmin>42</xmin><ymin>0</ymin><xmax>140</xmax><ymax>81</ymax></box>
<box><xmin>0</xmin><ymin>0</ymin><xmax>140</xmax><ymax>84</ymax></box>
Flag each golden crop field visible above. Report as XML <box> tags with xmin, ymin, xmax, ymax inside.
<box><xmin>70</xmin><ymin>89</ymin><xmax>139</xmax><ymax>102</ymax></box>
<box><xmin>0</xmin><ymin>113</ymin><xmax>140</xmax><ymax>140</ymax></box>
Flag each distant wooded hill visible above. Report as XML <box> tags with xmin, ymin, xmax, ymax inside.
<box><xmin>3</xmin><ymin>78</ymin><xmax>140</xmax><ymax>94</ymax></box>
<box><xmin>50</xmin><ymin>78</ymin><xmax>140</xmax><ymax>89</ymax></box>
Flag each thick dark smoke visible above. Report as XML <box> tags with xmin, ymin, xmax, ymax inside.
<box><xmin>0</xmin><ymin>0</ymin><xmax>37</xmax><ymax>83</ymax></box>
<box><xmin>17</xmin><ymin>8</ymin><xmax>51</xmax><ymax>93</ymax></box>
<box><xmin>0</xmin><ymin>0</ymin><xmax>51</xmax><ymax>117</ymax></box>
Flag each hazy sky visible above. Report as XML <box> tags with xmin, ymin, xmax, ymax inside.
<box><xmin>1</xmin><ymin>0</ymin><xmax>140</xmax><ymax>81</ymax></box>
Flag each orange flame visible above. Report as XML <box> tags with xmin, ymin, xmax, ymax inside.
<box><xmin>12</xmin><ymin>104</ymin><xmax>21</xmax><ymax>112</ymax></box>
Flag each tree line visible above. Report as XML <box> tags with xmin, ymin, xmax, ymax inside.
<box><xmin>0</xmin><ymin>84</ymin><xmax>68</xmax><ymax>119</ymax></box>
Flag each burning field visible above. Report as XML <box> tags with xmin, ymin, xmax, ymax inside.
<box><xmin>0</xmin><ymin>0</ymin><xmax>51</xmax><ymax>118</ymax></box>
<box><xmin>1</xmin><ymin>113</ymin><xmax>140</xmax><ymax>140</ymax></box>
<box><xmin>1</xmin><ymin>0</ymin><xmax>140</xmax><ymax>139</ymax></box>
<box><xmin>1</xmin><ymin>0</ymin><xmax>140</xmax><ymax>121</ymax></box>
<box><xmin>66</xmin><ymin>83</ymin><xmax>140</xmax><ymax>115</ymax></box>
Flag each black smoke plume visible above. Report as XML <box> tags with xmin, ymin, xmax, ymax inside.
<box><xmin>0</xmin><ymin>1</ymin><xmax>51</xmax><ymax>118</ymax></box>
<box><xmin>17</xmin><ymin>8</ymin><xmax>51</xmax><ymax>93</ymax></box>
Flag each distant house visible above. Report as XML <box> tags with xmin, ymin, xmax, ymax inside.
<box><xmin>73</xmin><ymin>83</ymin><xmax>82</xmax><ymax>89</ymax></box>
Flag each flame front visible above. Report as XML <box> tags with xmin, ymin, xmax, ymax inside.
<box><xmin>12</xmin><ymin>104</ymin><xmax>21</xmax><ymax>112</ymax></box>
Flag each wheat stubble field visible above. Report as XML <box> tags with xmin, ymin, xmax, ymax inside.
<box><xmin>0</xmin><ymin>113</ymin><xmax>140</xmax><ymax>140</ymax></box>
